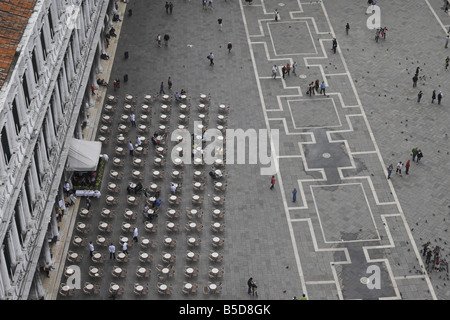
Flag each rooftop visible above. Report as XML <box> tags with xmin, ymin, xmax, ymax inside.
<box><xmin>0</xmin><ymin>0</ymin><xmax>37</xmax><ymax>89</ymax></box>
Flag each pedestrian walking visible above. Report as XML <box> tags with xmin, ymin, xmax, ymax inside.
<box><xmin>164</xmin><ymin>33</ymin><xmax>170</xmax><ymax>47</ymax></box>
<box><xmin>375</xmin><ymin>29</ymin><xmax>380</xmax><ymax>43</ymax></box>
<box><xmin>208</xmin><ymin>0</ymin><xmax>213</xmax><ymax>10</ymax></box>
<box><xmin>346</xmin><ymin>22</ymin><xmax>350</xmax><ymax>35</ymax></box>
<box><xmin>292</xmin><ymin>61</ymin><xmax>297</xmax><ymax>75</ymax></box>
<box><xmin>270</xmin><ymin>176</ymin><xmax>275</xmax><ymax>190</ymax></box>
<box><xmin>165</xmin><ymin>1</ymin><xmax>169</xmax><ymax>14</ymax></box>
<box><xmin>252</xmin><ymin>281</ymin><xmax>258</xmax><ymax>297</ymax></box>
<box><xmin>416</xmin><ymin>149</ymin><xmax>423</xmax><ymax>163</ymax></box>
<box><xmin>405</xmin><ymin>160</ymin><xmax>410</xmax><ymax>175</ymax></box>
<box><xmin>86</xmin><ymin>197</ymin><xmax>91</xmax><ymax>210</ymax></box>
<box><xmin>382</xmin><ymin>27</ymin><xmax>387</xmax><ymax>39</ymax></box>
<box><xmin>308</xmin><ymin>81</ymin><xmax>314</xmax><ymax>96</ymax></box>
<box><xmin>130</xmin><ymin>113</ymin><xmax>136</xmax><ymax>127</ymax></box>
<box><xmin>411</xmin><ymin>147</ymin><xmax>418</xmax><ymax>161</ymax></box>
<box><xmin>286</xmin><ymin>63</ymin><xmax>291</xmax><ymax>76</ymax></box>
<box><xmin>412</xmin><ymin>74</ymin><xmax>418</xmax><ymax>88</ymax></box>
<box><xmin>128</xmin><ymin>141</ymin><xmax>134</xmax><ymax>156</ymax></box>
<box><xmin>432</xmin><ymin>90</ymin><xmax>436</xmax><ymax>103</ymax></box>
<box><xmin>445</xmin><ymin>56</ymin><xmax>449</xmax><ymax>70</ymax></box>
<box><xmin>417</xmin><ymin>90</ymin><xmax>423</xmax><ymax>103</ymax></box>
<box><xmin>387</xmin><ymin>164</ymin><xmax>393</xmax><ymax>179</ymax></box>
<box><xmin>438</xmin><ymin>91</ymin><xmax>443</xmax><ymax>104</ymax></box>
<box><xmin>69</xmin><ymin>192</ymin><xmax>75</xmax><ymax>206</ymax></box>
<box><xmin>109</xmin><ymin>243</ymin><xmax>116</xmax><ymax>260</ymax></box>
<box><xmin>396</xmin><ymin>161</ymin><xmax>402</xmax><ymax>176</ymax></box>
<box><xmin>425</xmin><ymin>248</ymin><xmax>432</xmax><ymax>265</ymax></box>
<box><xmin>292</xmin><ymin>188</ymin><xmax>297</xmax><ymax>202</ymax></box>
<box><xmin>113</xmin><ymin>79</ymin><xmax>118</xmax><ymax>91</ymax></box>
<box><xmin>91</xmin><ymin>84</ymin><xmax>95</xmax><ymax>95</ymax></box>
<box><xmin>247</xmin><ymin>277</ymin><xmax>254</xmax><ymax>294</ymax></box>
<box><xmin>169</xmin><ymin>2</ymin><xmax>173</xmax><ymax>14</ymax></box>
<box><xmin>156</xmin><ymin>34</ymin><xmax>162</xmax><ymax>47</ymax></box>
<box><xmin>274</xmin><ymin>9</ymin><xmax>279</xmax><ymax>21</ymax></box>
<box><xmin>315</xmin><ymin>79</ymin><xmax>320</xmax><ymax>93</ymax></box>
<box><xmin>320</xmin><ymin>81</ymin><xmax>326</xmax><ymax>95</ymax></box>
<box><xmin>300</xmin><ymin>294</ymin><xmax>308</xmax><ymax>300</ymax></box>
<box><xmin>218</xmin><ymin>17</ymin><xmax>223</xmax><ymax>31</ymax></box>
<box><xmin>136</xmin><ymin>136</ymin><xmax>142</xmax><ymax>147</ymax></box>
<box><xmin>446</xmin><ymin>35</ymin><xmax>449</xmax><ymax>48</ymax></box>
<box><xmin>422</xmin><ymin>241</ymin><xmax>430</xmax><ymax>256</ymax></box>
<box><xmin>281</xmin><ymin>65</ymin><xmax>286</xmax><ymax>79</ymax></box>
<box><xmin>133</xmin><ymin>227</ymin><xmax>139</xmax><ymax>243</ymax></box>
<box><xmin>415</xmin><ymin>66</ymin><xmax>420</xmax><ymax>76</ymax></box>
<box><xmin>227</xmin><ymin>42</ymin><xmax>232</xmax><ymax>53</ymax></box>
<box><xmin>272</xmin><ymin>65</ymin><xmax>277</xmax><ymax>79</ymax></box>
<box><xmin>332</xmin><ymin>38</ymin><xmax>337</xmax><ymax>53</ymax></box>
<box><xmin>208</xmin><ymin>52</ymin><xmax>214</xmax><ymax>66</ymax></box>
<box><xmin>202</xmin><ymin>0</ymin><xmax>207</xmax><ymax>10</ymax></box>
<box><xmin>89</xmin><ymin>241</ymin><xmax>94</xmax><ymax>257</ymax></box>
<box><xmin>168</xmin><ymin>77</ymin><xmax>172</xmax><ymax>90</ymax></box>
<box><xmin>122</xmin><ymin>241</ymin><xmax>128</xmax><ymax>255</ymax></box>
<box><xmin>160</xmin><ymin>81</ymin><xmax>165</xmax><ymax>94</ymax></box>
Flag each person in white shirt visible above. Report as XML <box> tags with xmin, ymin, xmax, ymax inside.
<box><xmin>396</xmin><ymin>162</ymin><xmax>403</xmax><ymax>176</ymax></box>
<box><xmin>89</xmin><ymin>242</ymin><xmax>95</xmax><ymax>257</ymax></box>
<box><xmin>122</xmin><ymin>241</ymin><xmax>128</xmax><ymax>254</ymax></box>
<box><xmin>130</xmin><ymin>113</ymin><xmax>136</xmax><ymax>127</ymax></box>
<box><xmin>272</xmin><ymin>65</ymin><xmax>277</xmax><ymax>79</ymax></box>
<box><xmin>170</xmin><ymin>184</ymin><xmax>177</xmax><ymax>195</ymax></box>
<box><xmin>109</xmin><ymin>243</ymin><xmax>116</xmax><ymax>260</ymax></box>
<box><xmin>136</xmin><ymin>136</ymin><xmax>142</xmax><ymax>147</ymax></box>
<box><xmin>64</xmin><ymin>181</ymin><xmax>70</xmax><ymax>196</ymax></box>
<box><xmin>133</xmin><ymin>227</ymin><xmax>139</xmax><ymax>243</ymax></box>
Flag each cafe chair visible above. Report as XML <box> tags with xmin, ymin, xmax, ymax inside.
<box><xmin>211</xmin><ymin>222</ymin><xmax>225</xmax><ymax>233</ymax></box>
<box><xmin>136</xmin><ymin>266</ymin><xmax>151</xmax><ymax>278</ymax></box>
<box><xmin>165</xmin><ymin>208</ymin><xmax>180</xmax><ymax>219</ymax></box>
<box><xmin>96</xmin><ymin>235</ymin><xmax>109</xmax><ymax>247</ymax></box>
<box><xmin>105</xmin><ymin>195</ymin><xmax>118</xmax><ymax>205</ymax></box>
<box><xmin>166</xmin><ymin>221</ymin><xmax>180</xmax><ymax>232</ymax></box>
<box><xmin>98</xmin><ymin>135</ymin><xmax>109</xmax><ymax>144</ymax></box>
<box><xmin>203</xmin><ymin>285</ymin><xmax>210</xmax><ymax>295</ymax></box>
<box><xmin>138</xmin><ymin>251</ymin><xmax>152</xmax><ymax>263</ymax></box>
<box><xmin>186</xmin><ymin>250</ymin><xmax>199</xmax><ymax>262</ymax></box>
<box><xmin>134</xmin><ymin>283</ymin><xmax>148</xmax><ymax>296</ymax></box>
<box><xmin>88</xmin><ymin>266</ymin><xmax>103</xmax><ymax>278</ymax></box>
<box><xmin>72</xmin><ymin>235</ymin><xmax>86</xmax><ymax>247</ymax></box>
<box><xmin>152</xmin><ymin>169</ymin><xmax>164</xmax><ymax>180</ymax></box>
<box><xmin>186</xmin><ymin>209</ymin><xmax>203</xmax><ymax>220</ymax></box>
<box><xmin>109</xmin><ymin>170</ymin><xmax>123</xmax><ymax>180</ymax></box>
<box><xmin>140</xmin><ymin>237</ymin><xmax>156</xmax><ymax>249</ymax></box>
<box><xmin>107</xmin><ymin>182</ymin><xmax>120</xmax><ymax>193</ymax></box>
<box><xmin>144</xmin><ymin>221</ymin><xmax>157</xmax><ymax>233</ymax></box>
<box><xmin>101</xmin><ymin>208</ymin><xmax>114</xmax><ymax>219</ymax></box>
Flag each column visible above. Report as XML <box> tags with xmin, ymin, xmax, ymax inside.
<box><xmin>42</xmin><ymin>238</ymin><xmax>52</xmax><ymax>264</ymax></box>
<box><xmin>37</xmin><ymin>132</ymin><xmax>50</xmax><ymax>171</ymax></box>
<box><xmin>20</xmin><ymin>185</ymin><xmax>33</xmax><ymax>228</ymax></box>
<box><xmin>30</xmin><ymin>159</ymin><xmax>40</xmax><ymax>197</ymax></box>
<box><xmin>10</xmin><ymin>218</ymin><xmax>23</xmax><ymax>261</ymax></box>
<box><xmin>95</xmin><ymin>42</ymin><xmax>103</xmax><ymax>74</ymax></box>
<box><xmin>0</xmin><ymin>269</ymin><xmax>5</xmax><ymax>299</ymax></box>
<box><xmin>0</xmin><ymin>143</ymin><xmax>7</xmax><ymax>180</ymax></box>
<box><xmin>52</xmin><ymin>87</ymin><xmax>64</xmax><ymax>126</ymax></box>
<box><xmin>0</xmin><ymin>249</ymin><xmax>12</xmax><ymax>294</ymax></box>
<box><xmin>45</xmin><ymin>110</ymin><xmax>57</xmax><ymax>146</ymax></box>
<box><xmin>49</xmin><ymin>210</ymin><xmax>59</xmax><ymax>241</ymax></box>
<box><xmin>32</xmin><ymin>272</ymin><xmax>46</xmax><ymax>300</ymax></box>
<box><xmin>72</xmin><ymin>29</ymin><xmax>82</xmax><ymax>66</ymax></box>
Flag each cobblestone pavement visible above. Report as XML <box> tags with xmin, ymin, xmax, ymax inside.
<box><xmin>54</xmin><ymin>0</ymin><xmax>450</xmax><ymax>300</ymax></box>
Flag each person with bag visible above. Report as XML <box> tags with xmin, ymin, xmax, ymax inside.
<box><xmin>274</xmin><ymin>9</ymin><xmax>279</xmax><ymax>21</ymax></box>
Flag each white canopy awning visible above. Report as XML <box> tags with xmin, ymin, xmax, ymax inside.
<box><xmin>66</xmin><ymin>138</ymin><xmax>102</xmax><ymax>171</ymax></box>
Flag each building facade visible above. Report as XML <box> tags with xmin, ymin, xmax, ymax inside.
<box><xmin>0</xmin><ymin>0</ymin><xmax>116</xmax><ymax>299</ymax></box>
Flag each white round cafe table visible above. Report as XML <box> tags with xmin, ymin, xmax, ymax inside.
<box><xmin>188</xmin><ymin>237</ymin><xmax>196</xmax><ymax>244</ymax></box>
<box><xmin>213</xmin><ymin>223</ymin><xmax>221</xmax><ymax>228</ymax></box>
<box><xmin>62</xmin><ymin>285</ymin><xmax>70</xmax><ymax>291</ymax></box>
<box><xmin>218</xmin><ymin>115</ymin><xmax>225</xmax><ymax>120</ymax></box>
<box><xmin>174</xmin><ymin>158</ymin><xmax>182</xmax><ymax>164</ymax></box>
<box><xmin>140</xmin><ymin>136</ymin><xmax>146</xmax><ymax>143</ymax></box>
<box><xmin>217</xmin><ymin>125</ymin><xmax>224</xmax><ymax>131</ymax></box>
<box><xmin>211</xmin><ymin>268</ymin><xmax>219</xmax><ymax>274</ymax></box>
<box><xmin>134</xmin><ymin>158</ymin><xmax>142</xmax><ymax>164</ymax></box>
<box><xmin>112</xmin><ymin>284</ymin><xmax>120</xmax><ymax>291</ymax></box>
<box><xmin>217</xmin><ymin>136</ymin><xmax>224</xmax><ymax>142</ymax></box>
<box><xmin>109</xmin><ymin>183</ymin><xmax>116</xmax><ymax>189</ymax></box>
<box><xmin>165</xmin><ymin>237</ymin><xmax>172</xmax><ymax>244</ymax></box>
<box><xmin>180</xmin><ymin>104</ymin><xmax>187</xmax><ymax>110</ymax></box>
<box><xmin>215</xmin><ymin>170</ymin><xmax>222</xmax><ymax>176</ymax></box>
<box><xmin>129</xmin><ymin>182</ymin><xmax>136</xmax><ymax>188</ymax></box>
<box><xmin>162</xmin><ymin>268</ymin><xmax>169</xmax><ymax>274</ymax></box>
<box><xmin>107</xmin><ymin>95</ymin><xmax>114</xmax><ymax>100</ymax></box>
<box><xmin>78</xmin><ymin>223</ymin><xmax>86</xmax><ymax>229</ymax></box>
<box><xmin>194</xmin><ymin>158</ymin><xmax>202</xmax><ymax>164</ymax></box>
<box><xmin>186</xmin><ymin>267</ymin><xmax>194</xmax><ymax>274</ymax></box>
<box><xmin>133</xmin><ymin>170</ymin><xmax>140</xmax><ymax>177</ymax></box>
<box><xmin>198</xmin><ymin>104</ymin><xmax>206</xmax><ymax>109</ymax></box>
<box><xmin>213</xmin><ymin>237</ymin><xmax>220</xmax><ymax>243</ymax></box>
<box><xmin>103</xmin><ymin>115</ymin><xmax>110</xmax><ymax>121</ymax></box>
<box><xmin>185</xmin><ymin>283</ymin><xmax>192</xmax><ymax>289</ymax></box>
<box><xmin>99</xmin><ymin>136</ymin><xmax>106</xmax><ymax>143</ymax></box>
<box><xmin>219</xmin><ymin>104</ymin><xmax>226</xmax><ymax>109</ymax></box>
<box><xmin>126</xmin><ymin>95</ymin><xmax>133</xmax><ymax>100</ymax></box>
<box><xmin>85</xmin><ymin>284</ymin><xmax>94</xmax><ymax>290</ymax></box>
<box><xmin>200</xmin><ymin>94</ymin><xmax>207</xmax><ymax>99</ymax></box>
<box><xmin>121</xmin><ymin>237</ymin><xmax>128</xmax><ymax>244</ymax></box>
<box><xmin>140</xmin><ymin>252</ymin><xmax>148</xmax><ymax>259</ymax></box>
<box><xmin>81</xmin><ymin>209</ymin><xmax>89</xmax><ymax>214</ymax></box>
<box><xmin>136</xmin><ymin>285</ymin><xmax>144</xmax><ymax>292</ymax></box>
<box><xmin>197</xmin><ymin>124</ymin><xmax>204</xmax><ymax>130</ymax></box>
<box><xmin>117</xmin><ymin>136</ymin><xmax>125</xmax><ymax>142</ymax></box>
<box><xmin>138</xmin><ymin>268</ymin><xmax>146</xmax><ymax>274</ymax></box>
<box><xmin>214</xmin><ymin>196</ymin><xmax>221</xmax><ymax>202</ymax></box>
<box><xmin>163</xmin><ymin>253</ymin><xmax>171</xmax><ymax>260</ymax></box>
<box><xmin>189</xmin><ymin>222</ymin><xmax>196</xmax><ymax>228</ymax></box>
<box><xmin>114</xmin><ymin>267</ymin><xmax>122</xmax><ymax>274</ymax></box>
<box><xmin>98</xmin><ymin>237</ymin><xmax>105</xmax><ymax>243</ymax></box>
<box><xmin>116</xmin><ymin>146</ymin><xmax>123</xmax><ymax>151</ymax></box>
<box><xmin>128</xmin><ymin>196</ymin><xmax>136</xmax><ymax>202</ymax></box>
<box><xmin>178</xmin><ymin>114</ymin><xmax>186</xmax><ymax>120</ymax></box>
<box><xmin>209</xmin><ymin>284</ymin><xmax>217</xmax><ymax>290</ymax></box>
<box><xmin>215</xmin><ymin>182</ymin><xmax>223</xmax><ymax>188</ymax></box>
<box><xmin>100</xmin><ymin>222</ymin><xmax>108</xmax><ymax>229</ymax></box>
<box><xmin>150</xmin><ymin>184</ymin><xmax>158</xmax><ymax>190</ymax></box>
<box><xmin>214</xmin><ymin>209</ymin><xmax>221</xmax><ymax>215</ymax></box>
<box><xmin>142</xmin><ymin>104</ymin><xmax>149</xmax><ymax>111</ymax></box>
<box><xmin>161</xmin><ymin>104</ymin><xmax>168</xmax><ymax>110</ymax></box>
<box><xmin>181</xmin><ymin>95</ymin><xmax>187</xmax><ymax>100</ymax></box>
<box><xmin>121</xmin><ymin>115</ymin><xmax>129</xmax><ymax>121</ymax></box>
<box><xmin>118</xmin><ymin>253</ymin><xmax>126</xmax><ymax>259</ymax></box>
<box><xmin>159</xmin><ymin>125</ymin><xmax>166</xmax><ymax>131</ymax></box>
<box><xmin>142</xmin><ymin>239</ymin><xmax>149</xmax><ymax>245</ymax></box>
<box><xmin>215</xmin><ymin>159</ymin><xmax>223</xmax><ymax>165</ymax></box>
<box><xmin>74</xmin><ymin>237</ymin><xmax>82</xmax><ymax>244</ymax></box>
<box><xmin>139</xmin><ymin>124</ymin><xmax>146</xmax><ymax>130</ymax></box>
<box><xmin>154</xmin><ymin>157</ymin><xmax>161</xmax><ymax>163</ymax></box>
<box><xmin>71</xmin><ymin>253</ymin><xmax>78</xmax><ymax>259</ymax></box>
<box><xmin>123</xmin><ymin>223</ymin><xmax>131</xmax><ymax>229</ymax></box>
<box><xmin>136</xmin><ymin>146</ymin><xmax>143</xmax><ymax>152</ymax></box>
<box><xmin>173</xmin><ymin>170</ymin><xmax>180</xmax><ymax>176</ymax></box>
<box><xmin>107</xmin><ymin>196</ymin><xmax>114</xmax><ymax>202</ymax></box>
<box><xmin>168</xmin><ymin>209</ymin><xmax>175</xmax><ymax>216</ymax></box>
<box><xmin>93</xmin><ymin>253</ymin><xmax>101</xmax><ymax>259</ymax></box>
<box><xmin>101</xmin><ymin>125</ymin><xmax>108</xmax><ymax>131</ymax></box>
<box><xmin>167</xmin><ymin>222</ymin><xmax>174</xmax><ymax>229</ymax></box>
<box><xmin>187</xmin><ymin>251</ymin><xmax>194</xmax><ymax>258</ymax></box>
<box><xmin>145</xmin><ymin>95</ymin><xmax>152</xmax><ymax>100</ymax></box>
<box><xmin>160</xmin><ymin>114</ymin><xmax>167</xmax><ymax>120</ymax></box>
<box><xmin>114</xmin><ymin>158</ymin><xmax>121</xmax><ymax>164</ymax></box>
<box><xmin>163</xmin><ymin>95</ymin><xmax>169</xmax><ymax>99</ymax></box>
<box><xmin>170</xmin><ymin>195</ymin><xmax>177</xmax><ymax>201</ymax></box>
<box><xmin>149</xmin><ymin>196</ymin><xmax>156</xmax><ymax>202</ymax></box>
<box><xmin>194</xmin><ymin>182</ymin><xmax>201</xmax><ymax>187</ymax></box>
<box><xmin>156</xmin><ymin>147</ymin><xmax>164</xmax><ymax>152</ymax></box>
<box><xmin>178</xmin><ymin>125</ymin><xmax>185</xmax><ymax>130</ymax></box>
<box><xmin>66</xmin><ymin>268</ymin><xmax>74</xmax><ymax>275</ymax></box>
<box><xmin>103</xmin><ymin>209</ymin><xmax>111</xmax><ymax>215</ymax></box>
<box><xmin>159</xmin><ymin>284</ymin><xmax>167</xmax><ymax>291</ymax></box>
<box><xmin>140</xmin><ymin>114</ymin><xmax>148</xmax><ymax>120</ymax></box>
<box><xmin>124</xmin><ymin>104</ymin><xmax>132</xmax><ymax>111</ymax></box>
<box><xmin>211</xmin><ymin>252</ymin><xmax>219</xmax><ymax>258</ymax></box>
<box><xmin>125</xmin><ymin>210</ymin><xmax>133</xmax><ymax>217</ymax></box>
<box><xmin>192</xmin><ymin>195</ymin><xmax>199</xmax><ymax>201</ymax></box>
<box><xmin>111</xmin><ymin>171</ymin><xmax>118</xmax><ymax>178</ymax></box>
<box><xmin>191</xmin><ymin>209</ymin><xmax>198</xmax><ymax>215</ymax></box>
<box><xmin>145</xmin><ymin>222</ymin><xmax>153</xmax><ymax>229</ymax></box>
<box><xmin>176</xmin><ymin>147</ymin><xmax>183</xmax><ymax>154</ymax></box>
<box><xmin>198</xmin><ymin>114</ymin><xmax>206</xmax><ymax>119</ymax></box>
<box><xmin>91</xmin><ymin>268</ymin><xmax>99</xmax><ymax>274</ymax></box>
<box><xmin>194</xmin><ymin>171</ymin><xmax>202</xmax><ymax>177</ymax></box>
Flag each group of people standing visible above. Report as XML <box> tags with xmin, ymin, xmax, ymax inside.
<box><xmin>387</xmin><ymin>147</ymin><xmax>423</xmax><ymax>179</ymax></box>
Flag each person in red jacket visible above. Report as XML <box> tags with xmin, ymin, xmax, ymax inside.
<box><xmin>270</xmin><ymin>176</ymin><xmax>275</xmax><ymax>190</ymax></box>
<box><xmin>405</xmin><ymin>160</ymin><xmax>411</xmax><ymax>175</ymax></box>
